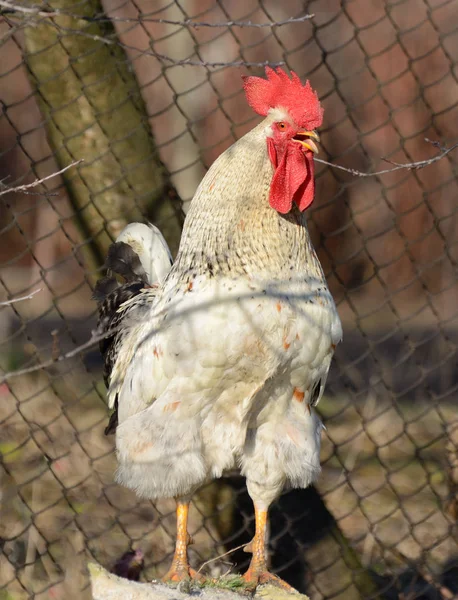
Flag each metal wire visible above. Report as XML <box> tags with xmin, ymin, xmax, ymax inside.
<box><xmin>0</xmin><ymin>1</ymin><xmax>457</xmax><ymax>598</ymax></box>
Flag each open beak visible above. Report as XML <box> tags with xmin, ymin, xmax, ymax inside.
<box><xmin>292</xmin><ymin>130</ymin><xmax>320</xmax><ymax>154</ymax></box>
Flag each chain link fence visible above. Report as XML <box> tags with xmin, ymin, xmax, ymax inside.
<box><xmin>1</xmin><ymin>1</ymin><xmax>458</xmax><ymax>598</ymax></box>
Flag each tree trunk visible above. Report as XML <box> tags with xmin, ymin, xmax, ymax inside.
<box><xmin>23</xmin><ymin>0</ymin><xmax>184</xmax><ymax>268</ymax></box>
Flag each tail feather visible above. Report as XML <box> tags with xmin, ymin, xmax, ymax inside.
<box><xmin>115</xmin><ymin>222</ymin><xmax>172</xmax><ymax>284</ymax></box>
<box><xmin>105</xmin><ymin>241</ymin><xmax>148</xmax><ymax>283</ymax></box>
<box><xmin>92</xmin><ymin>276</ymin><xmax>119</xmax><ymax>304</ymax></box>
<box><xmin>94</xmin><ymin>222</ymin><xmax>173</xmax><ymax>433</ymax></box>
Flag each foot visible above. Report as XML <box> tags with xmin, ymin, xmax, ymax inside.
<box><xmin>241</xmin><ymin>504</ymin><xmax>297</xmax><ymax>592</ymax></box>
<box><xmin>162</xmin><ymin>564</ymin><xmax>189</xmax><ymax>583</ymax></box>
<box><xmin>243</xmin><ymin>568</ymin><xmax>296</xmax><ymax>592</ymax></box>
<box><xmin>162</xmin><ymin>499</ymin><xmax>205</xmax><ymax>584</ymax></box>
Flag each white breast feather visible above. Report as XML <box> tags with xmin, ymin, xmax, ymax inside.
<box><xmin>109</xmin><ymin>270</ymin><xmax>341</xmax><ymax>500</ymax></box>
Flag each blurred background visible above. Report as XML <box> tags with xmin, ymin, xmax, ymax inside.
<box><xmin>1</xmin><ymin>1</ymin><xmax>458</xmax><ymax>598</ymax></box>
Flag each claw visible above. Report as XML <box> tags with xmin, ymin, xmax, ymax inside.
<box><xmin>243</xmin><ymin>569</ymin><xmax>296</xmax><ymax>592</ymax></box>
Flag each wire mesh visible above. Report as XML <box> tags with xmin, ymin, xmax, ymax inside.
<box><xmin>0</xmin><ymin>1</ymin><xmax>458</xmax><ymax>599</ymax></box>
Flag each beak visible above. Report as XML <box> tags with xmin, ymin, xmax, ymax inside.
<box><xmin>292</xmin><ymin>130</ymin><xmax>320</xmax><ymax>154</ymax></box>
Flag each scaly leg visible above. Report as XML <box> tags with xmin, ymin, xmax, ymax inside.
<box><xmin>162</xmin><ymin>498</ymin><xmax>202</xmax><ymax>583</ymax></box>
<box><xmin>243</xmin><ymin>504</ymin><xmax>295</xmax><ymax>592</ymax></box>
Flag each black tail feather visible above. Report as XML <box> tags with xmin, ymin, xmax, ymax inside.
<box><xmin>92</xmin><ymin>276</ymin><xmax>119</xmax><ymax>304</ymax></box>
<box><xmin>94</xmin><ymin>238</ymin><xmax>152</xmax><ymax>435</ymax></box>
<box><xmin>95</xmin><ymin>226</ymin><xmax>170</xmax><ymax>435</ymax></box>
<box><xmin>105</xmin><ymin>241</ymin><xmax>148</xmax><ymax>283</ymax></box>
<box><xmin>104</xmin><ymin>397</ymin><xmax>119</xmax><ymax>435</ymax></box>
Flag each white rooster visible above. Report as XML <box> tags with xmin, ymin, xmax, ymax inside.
<box><xmin>95</xmin><ymin>67</ymin><xmax>342</xmax><ymax>589</ymax></box>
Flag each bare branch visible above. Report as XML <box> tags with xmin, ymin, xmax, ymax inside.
<box><xmin>196</xmin><ymin>542</ymin><xmax>248</xmax><ymax>575</ymax></box>
<box><xmin>0</xmin><ymin>10</ymin><xmax>27</xmax><ymax>45</ymax></box>
<box><xmin>0</xmin><ymin>2</ymin><xmax>314</xmax><ymax>28</ymax></box>
<box><xmin>315</xmin><ymin>139</ymin><xmax>458</xmax><ymax>178</ymax></box>
<box><xmin>0</xmin><ymin>0</ymin><xmax>60</xmax><ymax>16</ymax></box>
<box><xmin>43</xmin><ymin>19</ymin><xmax>286</xmax><ymax>67</ymax></box>
<box><xmin>0</xmin><ymin>2</ymin><xmax>292</xmax><ymax>67</ymax></box>
<box><xmin>0</xmin><ymin>324</ymin><xmax>117</xmax><ymax>383</ymax></box>
<box><xmin>0</xmin><ymin>288</ymin><xmax>42</xmax><ymax>306</ymax></box>
<box><xmin>86</xmin><ymin>14</ymin><xmax>315</xmax><ymax>28</ymax></box>
<box><xmin>0</xmin><ymin>160</ymin><xmax>83</xmax><ymax>197</ymax></box>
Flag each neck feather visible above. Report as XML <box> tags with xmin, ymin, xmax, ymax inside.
<box><xmin>172</xmin><ymin>117</ymin><xmax>323</xmax><ymax>281</ymax></box>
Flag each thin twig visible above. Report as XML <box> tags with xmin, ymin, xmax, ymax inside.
<box><xmin>45</xmin><ymin>19</ymin><xmax>285</xmax><ymax>67</ymax></box>
<box><xmin>0</xmin><ymin>288</ymin><xmax>42</xmax><ymax>306</ymax></box>
<box><xmin>0</xmin><ymin>160</ymin><xmax>83</xmax><ymax>197</ymax></box>
<box><xmin>196</xmin><ymin>542</ymin><xmax>248</xmax><ymax>575</ymax></box>
<box><xmin>0</xmin><ymin>3</ymin><xmax>287</xmax><ymax>67</ymax></box>
<box><xmin>315</xmin><ymin>139</ymin><xmax>458</xmax><ymax>178</ymax></box>
<box><xmin>0</xmin><ymin>0</ymin><xmax>59</xmax><ymax>16</ymax></box>
<box><xmin>0</xmin><ymin>11</ymin><xmax>27</xmax><ymax>45</ymax></box>
<box><xmin>0</xmin><ymin>324</ymin><xmax>117</xmax><ymax>383</ymax></box>
<box><xmin>87</xmin><ymin>15</ymin><xmax>314</xmax><ymax>28</ymax></box>
<box><xmin>0</xmin><ymin>2</ymin><xmax>313</xmax><ymax>28</ymax></box>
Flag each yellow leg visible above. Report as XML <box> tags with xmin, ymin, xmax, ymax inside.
<box><xmin>162</xmin><ymin>499</ymin><xmax>202</xmax><ymax>583</ymax></box>
<box><xmin>243</xmin><ymin>504</ymin><xmax>296</xmax><ymax>592</ymax></box>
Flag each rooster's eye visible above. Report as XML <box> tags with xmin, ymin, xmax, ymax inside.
<box><xmin>277</xmin><ymin>122</ymin><xmax>287</xmax><ymax>130</ymax></box>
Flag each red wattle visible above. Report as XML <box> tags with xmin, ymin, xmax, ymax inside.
<box><xmin>268</xmin><ymin>141</ymin><xmax>315</xmax><ymax>214</ymax></box>
<box><xmin>295</xmin><ymin>154</ymin><xmax>314</xmax><ymax>211</ymax></box>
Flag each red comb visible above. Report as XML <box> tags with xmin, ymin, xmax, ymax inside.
<box><xmin>243</xmin><ymin>67</ymin><xmax>323</xmax><ymax>130</ymax></box>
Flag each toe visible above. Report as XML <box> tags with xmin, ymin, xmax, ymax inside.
<box><xmin>162</xmin><ymin>566</ymin><xmax>190</xmax><ymax>583</ymax></box>
<box><xmin>259</xmin><ymin>572</ymin><xmax>296</xmax><ymax>592</ymax></box>
<box><xmin>243</xmin><ymin>570</ymin><xmax>296</xmax><ymax>593</ymax></box>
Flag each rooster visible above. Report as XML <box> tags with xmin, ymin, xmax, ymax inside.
<box><xmin>95</xmin><ymin>67</ymin><xmax>342</xmax><ymax>590</ymax></box>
